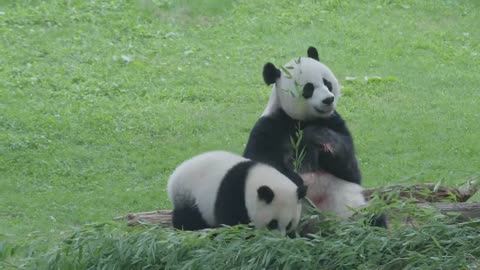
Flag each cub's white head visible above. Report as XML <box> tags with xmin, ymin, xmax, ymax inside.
<box><xmin>245</xmin><ymin>164</ymin><xmax>308</xmax><ymax>235</ymax></box>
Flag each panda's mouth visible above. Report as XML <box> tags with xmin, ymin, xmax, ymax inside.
<box><xmin>314</xmin><ymin>107</ymin><xmax>333</xmax><ymax>114</ymax></box>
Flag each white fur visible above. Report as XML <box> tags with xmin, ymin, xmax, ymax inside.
<box><xmin>262</xmin><ymin>57</ymin><xmax>341</xmax><ymax>120</ymax></box>
<box><xmin>261</xmin><ymin>87</ymin><xmax>280</xmax><ymax>117</ymax></box>
<box><xmin>167</xmin><ymin>151</ymin><xmax>302</xmax><ymax>234</ymax></box>
<box><xmin>167</xmin><ymin>151</ymin><xmax>242</xmax><ymax>226</ymax></box>
<box><xmin>301</xmin><ymin>172</ymin><xmax>366</xmax><ymax>218</ymax></box>
<box><xmin>245</xmin><ymin>164</ymin><xmax>302</xmax><ymax>235</ymax></box>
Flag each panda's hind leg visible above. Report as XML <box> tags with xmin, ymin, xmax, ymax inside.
<box><xmin>301</xmin><ymin>172</ymin><xmax>366</xmax><ymax>218</ymax></box>
<box><xmin>172</xmin><ymin>199</ymin><xmax>210</xmax><ymax>231</ymax></box>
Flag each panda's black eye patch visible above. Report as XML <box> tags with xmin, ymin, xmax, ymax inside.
<box><xmin>267</xmin><ymin>219</ymin><xmax>278</xmax><ymax>230</ymax></box>
<box><xmin>323</xmin><ymin>78</ymin><xmax>333</xmax><ymax>92</ymax></box>
<box><xmin>302</xmin><ymin>83</ymin><xmax>314</xmax><ymax>99</ymax></box>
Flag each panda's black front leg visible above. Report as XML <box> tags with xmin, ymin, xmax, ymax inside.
<box><xmin>302</xmin><ymin>126</ymin><xmax>361</xmax><ymax>184</ymax></box>
<box><xmin>243</xmin><ymin>115</ymin><xmax>306</xmax><ymax>187</ymax></box>
<box><xmin>304</xmin><ymin>127</ymin><xmax>351</xmax><ymax>156</ymax></box>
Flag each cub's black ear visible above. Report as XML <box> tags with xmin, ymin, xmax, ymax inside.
<box><xmin>297</xmin><ymin>185</ymin><xmax>308</xmax><ymax>200</ymax></box>
<box><xmin>263</xmin><ymin>62</ymin><xmax>281</xmax><ymax>85</ymax></box>
<box><xmin>257</xmin><ymin>185</ymin><xmax>275</xmax><ymax>204</ymax></box>
<box><xmin>307</xmin><ymin>46</ymin><xmax>319</xmax><ymax>61</ymax></box>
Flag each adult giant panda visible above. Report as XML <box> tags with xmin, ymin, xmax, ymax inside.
<box><xmin>243</xmin><ymin>47</ymin><xmax>386</xmax><ymax>226</ymax></box>
<box><xmin>167</xmin><ymin>151</ymin><xmax>308</xmax><ymax>235</ymax></box>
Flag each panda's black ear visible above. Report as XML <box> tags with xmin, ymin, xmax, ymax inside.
<box><xmin>307</xmin><ymin>46</ymin><xmax>319</xmax><ymax>61</ymax></box>
<box><xmin>263</xmin><ymin>62</ymin><xmax>281</xmax><ymax>85</ymax></box>
<box><xmin>297</xmin><ymin>185</ymin><xmax>308</xmax><ymax>200</ymax></box>
<box><xmin>257</xmin><ymin>185</ymin><xmax>275</xmax><ymax>204</ymax></box>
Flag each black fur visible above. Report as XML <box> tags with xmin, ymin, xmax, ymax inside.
<box><xmin>297</xmin><ymin>185</ymin><xmax>308</xmax><ymax>199</ymax></box>
<box><xmin>307</xmin><ymin>46</ymin><xmax>319</xmax><ymax>61</ymax></box>
<box><xmin>172</xmin><ymin>198</ymin><xmax>210</xmax><ymax>230</ymax></box>
<box><xmin>301</xmin><ymin>122</ymin><xmax>361</xmax><ymax>183</ymax></box>
<box><xmin>257</xmin><ymin>186</ymin><xmax>275</xmax><ymax>204</ymax></box>
<box><xmin>243</xmin><ymin>109</ymin><xmax>303</xmax><ymax>187</ymax></box>
<box><xmin>368</xmin><ymin>214</ymin><xmax>388</xmax><ymax>228</ymax></box>
<box><xmin>243</xmin><ymin>108</ymin><xmax>361</xmax><ymax>185</ymax></box>
<box><xmin>263</xmin><ymin>63</ymin><xmax>281</xmax><ymax>85</ymax></box>
<box><xmin>214</xmin><ymin>161</ymin><xmax>257</xmax><ymax>226</ymax></box>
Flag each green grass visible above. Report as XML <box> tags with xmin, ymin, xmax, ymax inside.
<box><xmin>9</xmin><ymin>208</ymin><xmax>480</xmax><ymax>269</ymax></box>
<box><xmin>0</xmin><ymin>0</ymin><xmax>479</xmax><ymax>267</ymax></box>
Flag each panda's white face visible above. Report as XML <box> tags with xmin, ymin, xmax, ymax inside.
<box><xmin>252</xmin><ymin>193</ymin><xmax>303</xmax><ymax>236</ymax></box>
<box><xmin>244</xmin><ymin>164</ymin><xmax>305</xmax><ymax>235</ymax></box>
<box><xmin>263</xmin><ymin>57</ymin><xmax>341</xmax><ymax>121</ymax></box>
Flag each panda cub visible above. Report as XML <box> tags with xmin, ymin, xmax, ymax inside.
<box><xmin>167</xmin><ymin>151</ymin><xmax>307</xmax><ymax>235</ymax></box>
<box><xmin>244</xmin><ymin>47</ymin><xmax>386</xmax><ymax>226</ymax></box>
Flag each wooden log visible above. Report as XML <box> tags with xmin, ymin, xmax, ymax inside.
<box><xmin>362</xmin><ymin>178</ymin><xmax>478</xmax><ymax>203</ymax></box>
<box><xmin>114</xmin><ymin>202</ymin><xmax>480</xmax><ymax>226</ymax></box>
<box><xmin>114</xmin><ymin>180</ymin><xmax>479</xmax><ymax>226</ymax></box>
<box><xmin>418</xmin><ymin>202</ymin><xmax>480</xmax><ymax>221</ymax></box>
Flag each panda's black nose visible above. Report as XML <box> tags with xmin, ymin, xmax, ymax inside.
<box><xmin>322</xmin><ymin>97</ymin><xmax>334</xmax><ymax>105</ymax></box>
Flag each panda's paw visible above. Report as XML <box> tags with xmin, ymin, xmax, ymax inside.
<box><xmin>319</xmin><ymin>143</ymin><xmax>335</xmax><ymax>154</ymax></box>
<box><xmin>306</xmin><ymin>127</ymin><xmax>341</xmax><ymax>146</ymax></box>
<box><xmin>367</xmin><ymin>214</ymin><xmax>388</xmax><ymax>228</ymax></box>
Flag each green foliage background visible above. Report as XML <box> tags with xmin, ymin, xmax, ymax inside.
<box><xmin>0</xmin><ymin>0</ymin><xmax>479</xmax><ymax>268</ymax></box>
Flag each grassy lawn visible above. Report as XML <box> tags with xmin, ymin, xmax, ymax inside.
<box><xmin>0</xmin><ymin>0</ymin><xmax>479</xmax><ymax>262</ymax></box>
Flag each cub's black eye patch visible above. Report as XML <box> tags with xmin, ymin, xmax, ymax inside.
<box><xmin>302</xmin><ymin>83</ymin><xmax>314</xmax><ymax>99</ymax></box>
<box><xmin>323</xmin><ymin>78</ymin><xmax>333</xmax><ymax>92</ymax></box>
<box><xmin>267</xmin><ymin>219</ymin><xmax>278</xmax><ymax>230</ymax></box>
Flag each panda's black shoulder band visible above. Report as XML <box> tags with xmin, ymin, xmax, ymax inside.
<box><xmin>307</xmin><ymin>46</ymin><xmax>319</xmax><ymax>61</ymax></box>
<box><xmin>263</xmin><ymin>62</ymin><xmax>281</xmax><ymax>85</ymax></box>
<box><xmin>297</xmin><ymin>185</ymin><xmax>308</xmax><ymax>200</ymax></box>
